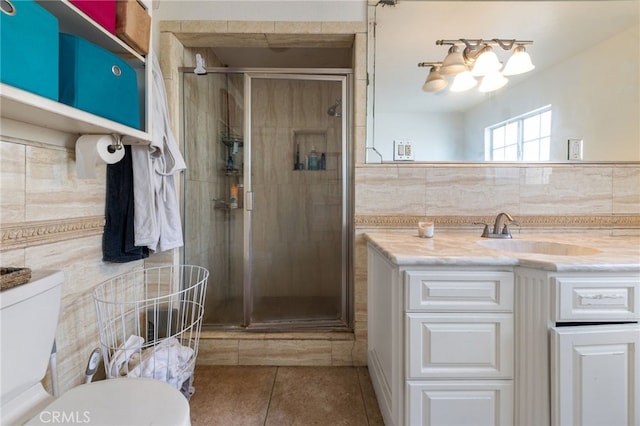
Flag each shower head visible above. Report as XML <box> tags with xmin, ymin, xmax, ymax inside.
<box><xmin>327</xmin><ymin>99</ymin><xmax>342</xmax><ymax>117</ymax></box>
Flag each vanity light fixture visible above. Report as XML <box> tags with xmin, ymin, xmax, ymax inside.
<box><xmin>450</xmin><ymin>70</ymin><xmax>478</xmax><ymax>92</ymax></box>
<box><xmin>421</xmin><ymin>65</ymin><xmax>448</xmax><ymax>92</ymax></box>
<box><xmin>418</xmin><ymin>38</ymin><xmax>534</xmax><ymax>93</ymax></box>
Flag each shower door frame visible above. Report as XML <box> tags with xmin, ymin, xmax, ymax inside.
<box><xmin>243</xmin><ymin>71</ymin><xmax>352</xmax><ymax>330</ymax></box>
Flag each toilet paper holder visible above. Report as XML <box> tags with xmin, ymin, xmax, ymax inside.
<box><xmin>108</xmin><ymin>134</ymin><xmax>124</xmax><ymax>153</ymax></box>
<box><xmin>75</xmin><ymin>133</ymin><xmax>131</xmax><ymax>179</ymax></box>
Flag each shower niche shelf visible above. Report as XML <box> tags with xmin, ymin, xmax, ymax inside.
<box><xmin>293</xmin><ymin>129</ymin><xmax>328</xmax><ymax>171</ymax></box>
<box><xmin>221</xmin><ymin>136</ymin><xmax>244</xmax><ymax>149</ymax></box>
<box><xmin>223</xmin><ymin>169</ymin><xmax>242</xmax><ymax>177</ymax></box>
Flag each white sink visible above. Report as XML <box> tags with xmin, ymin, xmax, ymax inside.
<box><xmin>477</xmin><ymin>239</ymin><xmax>601</xmax><ymax>256</ymax></box>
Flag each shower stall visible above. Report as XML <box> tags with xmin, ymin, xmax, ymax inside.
<box><xmin>182</xmin><ymin>69</ymin><xmax>351</xmax><ymax>330</ymax></box>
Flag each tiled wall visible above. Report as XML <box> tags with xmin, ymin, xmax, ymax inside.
<box><xmin>0</xmin><ymin>136</ymin><xmax>147</xmax><ymax>393</ymax></box>
<box><xmin>355</xmin><ymin>164</ymin><xmax>640</xmax><ymax>219</ymax></box>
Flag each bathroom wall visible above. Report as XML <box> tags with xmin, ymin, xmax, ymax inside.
<box><xmin>354</xmin><ymin>164</ymin><xmax>640</xmax><ymax>226</ymax></box>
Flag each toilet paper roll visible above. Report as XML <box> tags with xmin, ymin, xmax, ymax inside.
<box><xmin>75</xmin><ymin>135</ymin><xmax>125</xmax><ymax>179</ymax></box>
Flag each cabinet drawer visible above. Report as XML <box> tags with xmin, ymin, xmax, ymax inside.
<box><xmin>406</xmin><ymin>270</ymin><xmax>513</xmax><ymax>312</ymax></box>
<box><xmin>407</xmin><ymin>380</ymin><xmax>513</xmax><ymax>426</ymax></box>
<box><xmin>552</xmin><ymin>276</ymin><xmax>640</xmax><ymax>322</ymax></box>
<box><xmin>407</xmin><ymin>313</ymin><xmax>513</xmax><ymax>379</ymax></box>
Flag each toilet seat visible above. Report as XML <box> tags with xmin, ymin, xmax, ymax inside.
<box><xmin>25</xmin><ymin>378</ymin><xmax>190</xmax><ymax>426</ymax></box>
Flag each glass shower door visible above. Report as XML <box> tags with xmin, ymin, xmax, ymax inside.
<box><xmin>183</xmin><ymin>72</ymin><xmax>245</xmax><ymax>327</ymax></box>
<box><xmin>244</xmin><ymin>74</ymin><xmax>348</xmax><ymax>327</ymax></box>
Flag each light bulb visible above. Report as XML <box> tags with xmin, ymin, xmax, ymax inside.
<box><xmin>470</xmin><ymin>46</ymin><xmax>502</xmax><ymax>77</ymax></box>
<box><xmin>450</xmin><ymin>71</ymin><xmax>477</xmax><ymax>92</ymax></box>
<box><xmin>478</xmin><ymin>70</ymin><xmax>508</xmax><ymax>92</ymax></box>
<box><xmin>503</xmin><ymin>45</ymin><xmax>535</xmax><ymax>76</ymax></box>
<box><xmin>422</xmin><ymin>67</ymin><xmax>448</xmax><ymax>92</ymax></box>
<box><xmin>439</xmin><ymin>45</ymin><xmax>468</xmax><ymax>76</ymax></box>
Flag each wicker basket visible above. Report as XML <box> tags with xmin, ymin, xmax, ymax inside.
<box><xmin>1</xmin><ymin>267</ymin><xmax>32</xmax><ymax>291</ymax></box>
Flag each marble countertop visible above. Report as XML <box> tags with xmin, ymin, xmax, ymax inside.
<box><xmin>364</xmin><ymin>232</ymin><xmax>640</xmax><ymax>272</ymax></box>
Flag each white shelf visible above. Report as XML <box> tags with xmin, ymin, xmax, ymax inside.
<box><xmin>36</xmin><ymin>0</ymin><xmax>145</xmax><ymax>65</ymax></box>
<box><xmin>0</xmin><ymin>84</ymin><xmax>150</xmax><ymax>144</ymax></box>
<box><xmin>1</xmin><ymin>0</ymin><xmax>150</xmax><ymax>144</ymax></box>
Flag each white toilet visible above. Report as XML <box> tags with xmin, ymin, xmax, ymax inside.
<box><xmin>1</xmin><ymin>270</ymin><xmax>191</xmax><ymax>425</ymax></box>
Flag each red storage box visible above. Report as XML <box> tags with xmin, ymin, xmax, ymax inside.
<box><xmin>70</xmin><ymin>0</ymin><xmax>116</xmax><ymax>34</ymax></box>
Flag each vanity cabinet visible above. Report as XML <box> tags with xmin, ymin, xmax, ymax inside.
<box><xmin>551</xmin><ymin>324</ymin><xmax>639</xmax><ymax>426</ymax></box>
<box><xmin>367</xmin><ymin>244</ymin><xmax>515</xmax><ymax>426</ymax></box>
<box><xmin>515</xmin><ymin>268</ymin><xmax>640</xmax><ymax>426</ymax></box>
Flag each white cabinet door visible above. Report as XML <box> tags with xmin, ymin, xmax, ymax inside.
<box><xmin>407</xmin><ymin>313</ymin><xmax>513</xmax><ymax>379</ymax></box>
<box><xmin>407</xmin><ymin>380</ymin><xmax>513</xmax><ymax>426</ymax></box>
<box><xmin>551</xmin><ymin>324</ymin><xmax>640</xmax><ymax>426</ymax></box>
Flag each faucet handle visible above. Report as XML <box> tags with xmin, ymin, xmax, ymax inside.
<box><xmin>503</xmin><ymin>219</ymin><xmax>520</xmax><ymax>237</ymax></box>
<box><xmin>474</xmin><ymin>222</ymin><xmax>490</xmax><ymax>237</ymax></box>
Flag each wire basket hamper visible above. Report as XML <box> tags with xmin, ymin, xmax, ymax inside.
<box><xmin>94</xmin><ymin>265</ymin><xmax>209</xmax><ymax>399</ymax></box>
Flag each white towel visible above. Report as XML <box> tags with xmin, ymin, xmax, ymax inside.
<box><xmin>114</xmin><ymin>336</ymin><xmax>194</xmax><ymax>390</ymax></box>
<box><xmin>108</xmin><ymin>335</ymin><xmax>144</xmax><ymax>377</ymax></box>
<box><xmin>132</xmin><ymin>51</ymin><xmax>187</xmax><ymax>252</ymax></box>
<box><xmin>128</xmin><ymin>338</ymin><xmax>194</xmax><ymax>388</ymax></box>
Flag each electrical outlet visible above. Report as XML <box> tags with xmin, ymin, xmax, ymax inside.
<box><xmin>568</xmin><ymin>139</ymin><xmax>583</xmax><ymax>160</ymax></box>
<box><xmin>393</xmin><ymin>140</ymin><xmax>415</xmax><ymax>161</ymax></box>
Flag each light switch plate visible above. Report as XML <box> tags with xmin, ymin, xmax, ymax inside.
<box><xmin>393</xmin><ymin>140</ymin><xmax>414</xmax><ymax>161</ymax></box>
<box><xmin>568</xmin><ymin>139</ymin><xmax>583</xmax><ymax>160</ymax></box>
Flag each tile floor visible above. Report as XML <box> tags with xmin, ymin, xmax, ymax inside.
<box><xmin>189</xmin><ymin>365</ymin><xmax>385</xmax><ymax>426</ymax></box>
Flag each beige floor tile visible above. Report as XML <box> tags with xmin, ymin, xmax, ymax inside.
<box><xmin>265</xmin><ymin>367</ymin><xmax>369</xmax><ymax>426</ymax></box>
<box><xmin>190</xmin><ymin>365</ymin><xmax>276</xmax><ymax>426</ymax></box>
<box><xmin>189</xmin><ymin>366</ymin><xmax>383</xmax><ymax>426</ymax></box>
<box><xmin>357</xmin><ymin>367</ymin><xmax>385</xmax><ymax>426</ymax></box>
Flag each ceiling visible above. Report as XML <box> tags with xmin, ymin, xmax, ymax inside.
<box><xmin>175</xmin><ymin>33</ymin><xmax>354</xmax><ymax>68</ymax></box>
<box><xmin>374</xmin><ymin>0</ymin><xmax>639</xmax><ymax>113</ymax></box>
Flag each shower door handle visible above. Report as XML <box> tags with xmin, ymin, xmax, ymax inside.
<box><xmin>246</xmin><ymin>191</ymin><xmax>254</xmax><ymax>211</ymax></box>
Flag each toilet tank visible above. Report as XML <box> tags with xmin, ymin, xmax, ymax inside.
<box><xmin>1</xmin><ymin>270</ymin><xmax>64</xmax><ymax>404</ymax></box>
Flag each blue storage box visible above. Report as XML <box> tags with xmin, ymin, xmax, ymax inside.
<box><xmin>0</xmin><ymin>0</ymin><xmax>59</xmax><ymax>100</ymax></box>
<box><xmin>59</xmin><ymin>33</ymin><xmax>140</xmax><ymax>129</ymax></box>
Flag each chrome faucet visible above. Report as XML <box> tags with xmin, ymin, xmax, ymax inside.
<box><xmin>477</xmin><ymin>212</ymin><xmax>518</xmax><ymax>238</ymax></box>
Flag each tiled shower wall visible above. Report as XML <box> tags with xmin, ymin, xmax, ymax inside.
<box><xmin>250</xmin><ymin>78</ymin><xmax>343</xmax><ymax>303</ymax></box>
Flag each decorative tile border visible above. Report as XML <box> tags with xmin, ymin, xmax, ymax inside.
<box><xmin>355</xmin><ymin>214</ymin><xmax>640</xmax><ymax>230</ymax></box>
<box><xmin>3</xmin><ymin>214</ymin><xmax>636</xmax><ymax>250</ymax></box>
<box><xmin>0</xmin><ymin>216</ymin><xmax>105</xmax><ymax>251</ymax></box>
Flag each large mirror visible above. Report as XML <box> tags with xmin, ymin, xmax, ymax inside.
<box><xmin>368</xmin><ymin>0</ymin><xmax>639</xmax><ymax>163</ymax></box>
